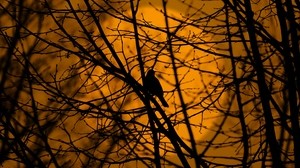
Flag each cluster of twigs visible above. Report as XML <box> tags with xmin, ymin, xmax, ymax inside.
<box><xmin>0</xmin><ymin>0</ymin><xmax>299</xmax><ymax>167</ymax></box>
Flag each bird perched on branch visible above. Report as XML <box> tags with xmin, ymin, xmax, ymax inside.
<box><xmin>144</xmin><ymin>69</ymin><xmax>169</xmax><ymax>107</ymax></box>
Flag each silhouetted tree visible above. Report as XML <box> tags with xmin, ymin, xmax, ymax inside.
<box><xmin>0</xmin><ymin>0</ymin><xmax>299</xmax><ymax>167</ymax></box>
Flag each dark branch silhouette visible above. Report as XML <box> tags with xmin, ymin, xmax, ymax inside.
<box><xmin>0</xmin><ymin>0</ymin><xmax>299</xmax><ymax>167</ymax></box>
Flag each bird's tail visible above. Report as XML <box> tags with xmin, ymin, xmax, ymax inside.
<box><xmin>158</xmin><ymin>96</ymin><xmax>169</xmax><ymax>107</ymax></box>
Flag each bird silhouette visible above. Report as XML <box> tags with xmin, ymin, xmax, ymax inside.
<box><xmin>144</xmin><ymin>69</ymin><xmax>169</xmax><ymax>107</ymax></box>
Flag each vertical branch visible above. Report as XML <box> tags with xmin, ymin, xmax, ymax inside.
<box><xmin>129</xmin><ymin>1</ymin><xmax>161</xmax><ymax>167</ymax></box>
<box><xmin>273</xmin><ymin>1</ymin><xmax>300</xmax><ymax>167</ymax></box>
<box><xmin>25</xmin><ymin>53</ymin><xmax>61</xmax><ymax>168</ymax></box>
<box><xmin>161</xmin><ymin>0</ymin><xmax>191</xmax><ymax>166</ymax></box>
<box><xmin>285</xmin><ymin>0</ymin><xmax>300</xmax><ymax>166</ymax></box>
<box><xmin>243</xmin><ymin>0</ymin><xmax>282</xmax><ymax>166</ymax></box>
<box><xmin>225</xmin><ymin>4</ymin><xmax>249</xmax><ymax>167</ymax></box>
<box><xmin>162</xmin><ymin>0</ymin><xmax>207</xmax><ymax>168</ymax></box>
<box><xmin>129</xmin><ymin>0</ymin><xmax>145</xmax><ymax>78</ymax></box>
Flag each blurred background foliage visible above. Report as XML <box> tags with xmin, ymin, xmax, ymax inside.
<box><xmin>0</xmin><ymin>0</ymin><xmax>299</xmax><ymax>167</ymax></box>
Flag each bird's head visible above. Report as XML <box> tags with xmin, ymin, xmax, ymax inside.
<box><xmin>147</xmin><ymin>69</ymin><xmax>155</xmax><ymax>76</ymax></box>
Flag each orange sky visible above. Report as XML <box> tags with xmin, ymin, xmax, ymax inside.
<box><xmin>1</xmin><ymin>0</ymin><xmax>285</xmax><ymax>167</ymax></box>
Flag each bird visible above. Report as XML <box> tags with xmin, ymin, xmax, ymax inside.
<box><xmin>144</xmin><ymin>69</ymin><xmax>169</xmax><ymax>107</ymax></box>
